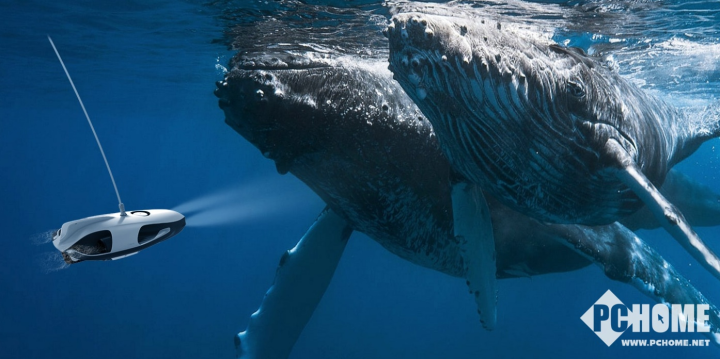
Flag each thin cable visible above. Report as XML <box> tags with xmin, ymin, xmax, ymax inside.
<box><xmin>48</xmin><ymin>36</ymin><xmax>126</xmax><ymax>215</ymax></box>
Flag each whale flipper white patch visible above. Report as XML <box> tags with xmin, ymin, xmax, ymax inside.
<box><xmin>236</xmin><ymin>208</ymin><xmax>351</xmax><ymax>359</ymax></box>
<box><xmin>452</xmin><ymin>181</ymin><xmax>497</xmax><ymax>330</ymax></box>
<box><xmin>606</xmin><ymin>139</ymin><xmax>720</xmax><ymax>282</ymax></box>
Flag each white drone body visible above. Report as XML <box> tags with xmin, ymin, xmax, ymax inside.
<box><xmin>52</xmin><ymin>209</ymin><xmax>185</xmax><ymax>264</ymax></box>
<box><xmin>48</xmin><ymin>36</ymin><xmax>186</xmax><ymax>265</ymax></box>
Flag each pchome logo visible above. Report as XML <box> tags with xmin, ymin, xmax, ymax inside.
<box><xmin>581</xmin><ymin>290</ymin><xmax>711</xmax><ymax>346</ymax></box>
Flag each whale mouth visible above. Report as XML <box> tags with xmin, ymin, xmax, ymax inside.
<box><xmin>386</xmin><ymin>13</ymin><xmax>535</xmax><ymax>118</ymax></box>
<box><xmin>232</xmin><ymin>52</ymin><xmax>332</xmax><ymax>71</ymax></box>
<box><xmin>215</xmin><ymin>52</ymin><xmax>338</xmax><ymax>175</ymax></box>
<box><xmin>386</xmin><ymin>15</ymin><xmax>453</xmax><ymax>104</ymax></box>
<box><xmin>387</xmin><ymin>42</ymin><xmax>430</xmax><ymax>101</ymax></box>
<box><xmin>214</xmin><ymin>70</ymin><xmax>294</xmax><ymax>169</ymax></box>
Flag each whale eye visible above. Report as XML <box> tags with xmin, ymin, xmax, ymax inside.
<box><xmin>567</xmin><ymin>80</ymin><xmax>585</xmax><ymax>98</ymax></box>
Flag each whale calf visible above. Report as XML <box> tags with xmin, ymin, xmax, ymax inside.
<box><xmin>386</xmin><ymin>13</ymin><xmax>720</xmax><ymax>323</ymax></box>
<box><xmin>215</xmin><ymin>52</ymin><xmax>720</xmax><ymax>357</ymax></box>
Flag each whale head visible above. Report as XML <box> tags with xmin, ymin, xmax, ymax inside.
<box><xmin>385</xmin><ymin>12</ymin><xmax>680</xmax><ymax>224</ymax></box>
<box><xmin>214</xmin><ymin>52</ymin><xmax>338</xmax><ymax>174</ymax></box>
<box><xmin>215</xmin><ymin>51</ymin><xmax>428</xmax><ymax>176</ymax></box>
<box><xmin>385</xmin><ymin>12</ymin><xmax>623</xmax><ymax>145</ymax></box>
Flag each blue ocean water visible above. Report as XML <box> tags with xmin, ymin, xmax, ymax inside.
<box><xmin>2</xmin><ymin>1</ymin><xmax>720</xmax><ymax>358</ymax></box>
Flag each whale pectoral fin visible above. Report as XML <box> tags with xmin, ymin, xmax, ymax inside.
<box><xmin>620</xmin><ymin>169</ymin><xmax>720</xmax><ymax>230</ymax></box>
<box><xmin>452</xmin><ymin>181</ymin><xmax>497</xmax><ymax>330</ymax></box>
<box><xmin>236</xmin><ymin>208</ymin><xmax>352</xmax><ymax>359</ymax></box>
<box><xmin>660</xmin><ymin>169</ymin><xmax>720</xmax><ymax>227</ymax></box>
<box><xmin>554</xmin><ymin>222</ymin><xmax>720</xmax><ymax>345</ymax></box>
<box><xmin>605</xmin><ymin>139</ymin><xmax>720</xmax><ymax>281</ymax></box>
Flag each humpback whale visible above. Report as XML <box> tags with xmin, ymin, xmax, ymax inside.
<box><xmin>215</xmin><ymin>52</ymin><xmax>720</xmax><ymax>357</ymax></box>
<box><xmin>386</xmin><ymin>13</ymin><xmax>720</xmax><ymax>324</ymax></box>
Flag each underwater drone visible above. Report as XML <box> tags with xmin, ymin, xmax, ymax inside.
<box><xmin>48</xmin><ymin>36</ymin><xmax>185</xmax><ymax>265</ymax></box>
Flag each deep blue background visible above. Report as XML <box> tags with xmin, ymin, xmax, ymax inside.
<box><xmin>2</xmin><ymin>1</ymin><xmax>720</xmax><ymax>358</ymax></box>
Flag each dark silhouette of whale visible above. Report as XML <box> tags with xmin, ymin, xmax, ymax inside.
<box><xmin>215</xmin><ymin>52</ymin><xmax>720</xmax><ymax>358</ymax></box>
